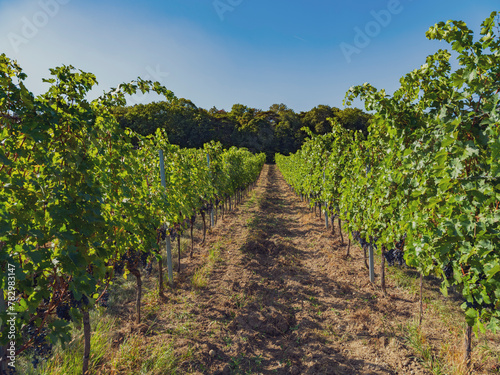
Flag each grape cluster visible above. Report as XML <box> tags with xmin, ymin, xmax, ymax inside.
<box><xmin>96</xmin><ymin>290</ymin><xmax>109</xmax><ymax>308</ymax></box>
<box><xmin>384</xmin><ymin>248</ymin><xmax>405</xmax><ymax>267</ymax></box>
<box><xmin>394</xmin><ymin>249</ymin><xmax>405</xmax><ymax>266</ymax></box>
<box><xmin>352</xmin><ymin>231</ymin><xmax>369</xmax><ymax>248</ymax></box>
<box><xmin>113</xmin><ymin>259</ymin><xmax>125</xmax><ymax>276</ymax></box>
<box><xmin>395</xmin><ymin>234</ymin><xmax>406</xmax><ymax>251</ymax></box>
<box><xmin>156</xmin><ymin>223</ymin><xmax>168</xmax><ymax>244</ymax></box>
<box><xmin>26</xmin><ymin>322</ymin><xmax>52</xmax><ymax>369</ymax></box>
<box><xmin>112</xmin><ymin>250</ymin><xmax>135</xmax><ymax>275</ymax></box>
<box><xmin>169</xmin><ymin>228</ymin><xmax>178</xmax><ymax>241</ymax></box>
<box><xmin>113</xmin><ymin>248</ymin><xmax>155</xmax><ymax>277</ymax></box>
<box><xmin>55</xmin><ymin>291</ymin><xmax>89</xmax><ymax>321</ymax></box>
<box><xmin>465</xmin><ymin>300</ymin><xmax>495</xmax><ymax>310</ymax></box>
<box><xmin>383</xmin><ymin>235</ymin><xmax>406</xmax><ymax>267</ymax></box>
<box><xmin>140</xmin><ymin>251</ymin><xmax>154</xmax><ymax>275</ymax></box>
<box><xmin>443</xmin><ymin>264</ymin><xmax>453</xmax><ymax>279</ymax></box>
<box><xmin>140</xmin><ymin>251</ymin><xmax>149</xmax><ymax>268</ymax></box>
<box><xmin>56</xmin><ymin>301</ymin><xmax>71</xmax><ymax>321</ymax></box>
<box><xmin>383</xmin><ymin>249</ymin><xmax>395</xmax><ymax>266</ymax></box>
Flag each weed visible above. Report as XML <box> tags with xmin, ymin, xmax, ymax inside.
<box><xmin>405</xmin><ymin>320</ymin><xmax>447</xmax><ymax>374</ymax></box>
<box><xmin>223</xmin><ymin>336</ymin><xmax>233</xmax><ymax>348</ymax></box>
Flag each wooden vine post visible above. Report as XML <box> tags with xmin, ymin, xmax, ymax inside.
<box><xmin>380</xmin><ymin>245</ymin><xmax>387</xmax><ymax>296</ymax></box>
<box><xmin>368</xmin><ymin>243</ymin><xmax>375</xmax><ymax>283</ymax></box>
<box><xmin>323</xmin><ymin>172</ymin><xmax>329</xmax><ymax>230</ymax></box>
<box><xmin>82</xmin><ymin>308</ymin><xmax>91</xmax><ymax>375</ymax></box>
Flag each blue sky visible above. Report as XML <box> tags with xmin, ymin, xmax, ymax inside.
<box><xmin>0</xmin><ymin>0</ymin><xmax>498</xmax><ymax>112</ymax></box>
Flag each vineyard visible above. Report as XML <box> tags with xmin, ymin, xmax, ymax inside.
<box><xmin>277</xmin><ymin>11</ymin><xmax>500</xmax><ymax>369</ymax></box>
<box><xmin>1</xmin><ymin>11</ymin><xmax>500</xmax><ymax>375</ymax></box>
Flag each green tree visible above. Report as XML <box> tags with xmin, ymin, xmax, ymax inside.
<box><xmin>300</xmin><ymin>105</ymin><xmax>340</xmax><ymax>134</ymax></box>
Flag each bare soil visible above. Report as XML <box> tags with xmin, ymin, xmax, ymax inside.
<box><xmin>101</xmin><ymin>164</ymin><xmax>499</xmax><ymax>375</ymax></box>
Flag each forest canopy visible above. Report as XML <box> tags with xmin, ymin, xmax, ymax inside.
<box><xmin>112</xmin><ymin>101</ymin><xmax>370</xmax><ymax>162</ymax></box>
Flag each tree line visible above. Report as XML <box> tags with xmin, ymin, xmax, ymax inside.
<box><xmin>112</xmin><ymin>101</ymin><xmax>371</xmax><ymax>162</ymax></box>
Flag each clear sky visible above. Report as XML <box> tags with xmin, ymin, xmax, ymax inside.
<box><xmin>0</xmin><ymin>0</ymin><xmax>498</xmax><ymax>112</ymax></box>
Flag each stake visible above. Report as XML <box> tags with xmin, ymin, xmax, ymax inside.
<box><xmin>190</xmin><ymin>219</ymin><xmax>194</xmax><ymax>258</ymax></box>
<box><xmin>177</xmin><ymin>234</ymin><xmax>181</xmax><ymax>273</ymax></box>
<box><xmin>135</xmin><ymin>271</ymin><xmax>142</xmax><ymax>323</ymax></box>
<box><xmin>158</xmin><ymin>257</ymin><xmax>164</xmax><ymax>296</ymax></box>
<box><xmin>166</xmin><ymin>236</ymin><xmax>174</xmax><ymax>284</ymax></box>
<box><xmin>324</xmin><ymin>203</ymin><xmax>329</xmax><ymax>229</ymax></box>
<box><xmin>338</xmin><ymin>218</ymin><xmax>344</xmax><ymax>243</ymax></box>
<box><xmin>210</xmin><ymin>204</ymin><xmax>214</xmax><ymax>228</ymax></box>
<box><xmin>159</xmin><ymin>150</ymin><xmax>174</xmax><ymax>284</ymax></box>
<box><xmin>369</xmin><ymin>243</ymin><xmax>375</xmax><ymax>283</ymax></box>
<box><xmin>201</xmin><ymin>210</ymin><xmax>207</xmax><ymax>244</ymax></box>
<box><xmin>381</xmin><ymin>245</ymin><xmax>387</xmax><ymax>296</ymax></box>
<box><xmin>419</xmin><ymin>273</ymin><xmax>423</xmax><ymax>326</ymax></box>
<box><xmin>464</xmin><ymin>324</ymin><xmax>473</xmax><ymax>369</ymax></box>
<box><xmin>82</xmin><ymin>309</ymin><xmax>91</xmax><ymax>375</ymax></box>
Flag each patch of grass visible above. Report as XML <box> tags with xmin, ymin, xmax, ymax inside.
<box><xmin>191</xmin><ymin>266</ymin><xmax>210</xmax><ymax>289</ymax></box>
<box><xmin>385</xmin><ymin>265</ymin><xmax>420</xmax><ymax>296</ymax></box>
<box><xmin>475</xmin><ymin>342</ymin><xmax>500</xmax><ymax>373</ymax></box>
<box><xmin>209</xmin><ymin>241</ymin><xmax>223</xmax><ymax>263</ymax></box>
<box><xmin>142</xmin><ymin>288</ymin><xmax>162</xmax><ymax>321</ymax></box>
<box><xmin>111</xmin><ymin>335</ymin><xmax>192</xmax><ymax>374</ymax></box>
<box><xmin>383</xmin><ymin>261</ymin><xmax>500</xmax><ymax>374</ymax></box>
<box><xmin>223</xmin><ymin>336</ymin><xmax>233</xmax><ymax>348</ymax></box>
<box><xmin>246</xmin><ymin>216</ymin><xmax>262</xmax><ymax>231</ymax></box>
<box><xmin>191</xmin><ymin>239</ymin><xmax>225</xmax><ymax>289</ymax></box>
<box><xmin>427</xmin><ymin>298</ymin><xmax>461</xmax><ymax>327</ymax></box>
<box><xmin>20</xmin><ymin>309</ymin><xmax>115</xmax><ymax>375</ymax></box>
<box><xmin>253</xmin><ymin>354</ymin><xmax>263</xmax><ymax>366</ymax></box>
<box><xmin>244</xmin><ymin>190</ymin><xmax>260</xmax><ymax>209</ymax></box>
<box><xmin>231</xmin><ymin>292</ymin><xmax>248</xmax><ymax>309</ymax></box>
<box><xmin>108</xmin><ymin>276</ymin><xmax>140</xmax><ymax>308</ymax></box>
<box><xmin>225</xmin><ymin>352</ymin><xmax>267</xmax><ymax>375</ymax></box>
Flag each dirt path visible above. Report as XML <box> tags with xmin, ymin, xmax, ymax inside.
<box><xmin>149</xmin><ymin>164</ymin><xmax>427</xmax><ymax>375</ymax></box>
